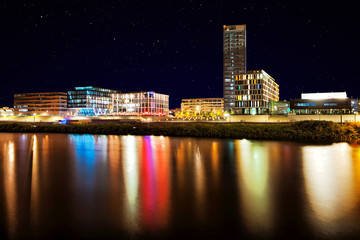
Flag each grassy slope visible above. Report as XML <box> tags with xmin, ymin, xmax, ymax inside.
<box><xmin>0</xmin><ymin>121</ymin><xmax>359</xmax><ymax>143</ymax></box>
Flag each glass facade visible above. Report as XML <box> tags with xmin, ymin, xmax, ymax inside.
<box><xmin>67</xmin><ymin>86</ymin><xmax>120</xmax><ymax>116</ymax></box>
<box><xmin>223</xmin><ymin>24</ymin><xmax>246</xmax><ymax>113</ymax></box>
<box><xmin>112</xmin><ymin>91</ymin><xmax>169</xmax><ymax>116</ymax></box>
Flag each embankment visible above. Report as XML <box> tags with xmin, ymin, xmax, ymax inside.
<box><xmin>1</xmin><ymin>121</ymin><xmax>360</xmax><ymax>143</ymax></box>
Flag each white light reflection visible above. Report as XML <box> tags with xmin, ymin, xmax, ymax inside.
<box><xmin>121</xmin><ymin>135</ymin><xmax>139</xmax><ymax>232</ymax></box>
<box><xmin>303</xmin><ymin>143</ymin><xmax>357</xmax><ymax>234</ymax></box>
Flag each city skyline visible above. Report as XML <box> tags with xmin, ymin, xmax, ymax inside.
<box><xmin>0</xmin><ymin>1</ymin><xmax>358</xmax><ymax>109</ymax></box>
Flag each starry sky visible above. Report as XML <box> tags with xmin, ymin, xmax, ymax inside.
<box><xmin>0</xmin><ymin>0</ymin><xmax>358</xmax><ymax>108</ymax></box>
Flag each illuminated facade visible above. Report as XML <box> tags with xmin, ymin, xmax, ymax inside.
<box><xmin>0</xmin><ymin>107</ymin><xmax>14</xmax><ymax>116</ymax></box>
<box><xmin>112</xmin><ymin>91</ymin><xmax>169</xmax><ymax>116</ymax></box>
<box><xmin>13</xmin><ymin>92</ymin><xmax>67</xmax><ymax>116</ymax></box>
<box><xmin>269</xmin><ymin>101</ymin><xmax>290</xmax><ymax>115</ymax></box>
<box><xmin>290</xmin><ymin>92</ymin><xmax>358</xmax><ymax>114</ymax></box>
<box><xmin>67</xmin><ymin>86</ymin><xmax>120</xmax><ymax>116</ymax></box>
<box><xmin>234</xmin><ymin>70</ymin><xmax>279</xmax><ymax>115</ymax></box>
<box><xmin>223</xmin><ymin>24</ymin><xmax>246</xmax><ymax>112</ymax></box>
<box><xmin>181</xmin><ymin>98</ymin><xmax>224</xmax><ymax>115</ymax></box>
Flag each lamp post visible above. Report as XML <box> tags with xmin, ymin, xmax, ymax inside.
<box><xmin>340</xmin><ymin>110</ymin><xmax>343</xmax><ymax>125</ymax></box>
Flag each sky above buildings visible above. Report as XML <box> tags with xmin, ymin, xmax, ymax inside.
<box><xmin>0</xmin><ymin>0</ymin><xmax>358</xmax><ymax>108</ymax></box>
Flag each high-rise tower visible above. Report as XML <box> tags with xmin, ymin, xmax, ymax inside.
<box><xmin>223</xmin><ymin>24</ymin><xmax>246</xmax><ymax>113</ymax></box>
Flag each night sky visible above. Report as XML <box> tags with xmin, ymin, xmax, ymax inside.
<box><xmin>1</xmin><ymin>0</ymin><xmax>358</xmax><ymax>108</ymax></box>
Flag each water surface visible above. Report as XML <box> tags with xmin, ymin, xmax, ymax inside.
<box><xmin>1</xmin><ymin>133</ymin><xmax>360</xmax><ymax>239</ymax></box>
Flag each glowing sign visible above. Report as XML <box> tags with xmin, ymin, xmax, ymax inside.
<box><xmin>301</xmin><ymin>92</ymin><xmax>347</xmax><ymax>100</ymax></box>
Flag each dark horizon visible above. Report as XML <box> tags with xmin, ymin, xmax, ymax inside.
<box><xmin>1</xmin><ymin>1</ymin><xmax>358</xmax><ymax>109</ymax></box>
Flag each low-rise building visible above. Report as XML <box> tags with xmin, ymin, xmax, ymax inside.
<box><xmin>290</xmin><ymin>92</ymin><xmax>358</xmax><ymax>114</ymax></box>
<box><xmin>112</xmin><ymin>91</ymin><xmax>169</xmax><ymax>116</ymax></box>
<box><xmin>181</xmin><ymin>98</ymin><xmax>224</xmax><ymax>116</ymax></box>
<box><xmin>234</xmin><ymin>69</ymin><xmax>279</xmax><ymax>115</ymax></box>
<box><xmin>0</xmin><ymin>107</ymin><xmax>14</xmax><ymax>116</ymax></box>
<box><xmin>13</xmin><ymin>92</ymin><xmax>68</xmax><ymax>116</ymax></box>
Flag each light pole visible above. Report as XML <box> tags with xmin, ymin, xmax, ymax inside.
<box><xmin>340</xmin><ymin>110</ymin><xmax>343</xmax><ymax>125</ymax></box>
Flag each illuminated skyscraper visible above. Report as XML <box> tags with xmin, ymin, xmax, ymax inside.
<box><xmin>223</xmin><ymin>24</ymin><xmax>246</xmax><ymax>112</ymax></box>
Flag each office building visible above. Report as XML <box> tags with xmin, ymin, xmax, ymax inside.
<box><xmin>223</xmin><ymin>24</ymin><xmax>246</xmax><ymax>112</ymax></box>
<box><xmin>13</xmin><ymin>92</ymin><xmax>68</xmax><ymax>116</ymax></box>
<box><xmin>181</xmin><ymin>98</ymin><xmax>224</xmax><ymax>115</ymax></box>
<box><xmin>290</xmin><ymin>92</ymin><xmax>358</xmax><ymax>114</ymax></box>
<box><xmin>67</xmin><ymin>86</ymin><xmax>120</xmax><ymax>116</ymax></box>
<box><xmin>234</xmin><ymin>70</ymin><xmax>279</xmax><ymax>115</ymax></box>
<box><xmin>112</xmin><ymin>91</ymin><xmax>169</xmax><ymax>116</ymax></box>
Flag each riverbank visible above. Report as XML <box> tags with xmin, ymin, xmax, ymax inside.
<box><xmin>0</xmin><ymin>121</ymin><xmax>359</xmax><ymax>143</ymax></box>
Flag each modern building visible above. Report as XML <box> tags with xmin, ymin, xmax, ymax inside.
<box><xmin>269</xmin><ymin>101</ymin><xmax>290</xmax><ymax>115</ymax></box>
<box><xmin>13</xmin><ymin>92</ymin><xmax>68</xmax><ymax>116</ymax></box>
<box><xmin>181</xmin><ymin>98</ymin><xmax>224</xmax><ymax>115</ymax></box>
<box><xmin>67</xmin><ymin>86</ymin><xmax>120</xmax><ymax>116</ymax></box>
<box><xmin>290</xmin><ymin>92</ymin><xmax>358</xmax><ymax>114</ymax></box>
<box><xmin>234</xmin><ymin>70</ymin><xmax>279</xmax><ymax>115</ymax></box>
<box><xmin>223</xmin><ymin>24</ymin><xmax>246</xmax><ymax>112</ymax></box>
<box><xmin>112</xmin><ymin>91</ymin><xmax>169</xmax><ymax>116</ymax></box>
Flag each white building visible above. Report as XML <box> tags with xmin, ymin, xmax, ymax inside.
<box><xmin>181</xmin><ymin>98</ymin><xmax>224</xmax><ymax>115</ymax></box>
<box><xmin>112</xmin><ymin>91</ymin><xmax>169</xmax><ymax>116</ymax></box>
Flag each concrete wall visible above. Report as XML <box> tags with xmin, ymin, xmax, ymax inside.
<box><xmin>0</xmin><ymin>116</ymin><xmax>64</xmax><ymax>123</ymax></box>
<box><xmin>0</xmin><ymin>115</ymin><xmax>145</xmax><ymax>123</ymax></box>
<box><xmin>228</xmin><ymin>114</ymin><xmax>359</xmax><ymax>123</ymax></box>
<box><xmin>1</xmin><ymin>114</ymin><xmax>359</xmax><ymax>124</ymax></box>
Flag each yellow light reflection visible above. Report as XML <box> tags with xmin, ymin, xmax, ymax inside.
<box><xmin>351</xmin><ymin>146</ymin><xmax>360</xmax><ymax>201</ymax></box>
<box><xmin>235</xmin><ymin>139</ymin><xmax>273</xmax><ymax>235</ymax></box>
<box><xmin>194</xmin><ymin>145</ymin><xmax>206</xmax><ymax>221</ymax></box>
<box><xmin>176</xmin><ymin>142</ymin><xmax>185</xmax><ymax>191</ymax></box>
<box><xmin>303</xmin><ymin>143</ymin><xmax>357</xmax><ymax>233</ymax></box>
<box><xmin>30</xmin><ymin>135</ymin><xmax>40</xmax><ymax>230</ymax></box>
<box><xmin>107</xmin><ymin>135</ymin><xmax>122</xmax><ymax>227</ymax></box>
<box><xmin>211</xmin><ymin>142</ymin><xmax>220</xmax><ymax>190</ymax></box>
<box><xmin>3</xmin><ymin>140</ymin><xmax>17</xmax><ymax>238</ymax></box>
<box><xmin>41</xmin><ymin>134</ymin><xmax>50</xmax><ymax>183</ymax></box>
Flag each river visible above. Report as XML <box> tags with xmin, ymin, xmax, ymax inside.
<box><xmin>0</xmin><ymin>133</ymin><xmax>360</xmax><ymax>239</ymax></box>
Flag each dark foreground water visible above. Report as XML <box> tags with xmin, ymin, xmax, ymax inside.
<box><xmin>1</xmin><ymin>133</ymin><xmax>360</xmax><ymax>239</ymax></box>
